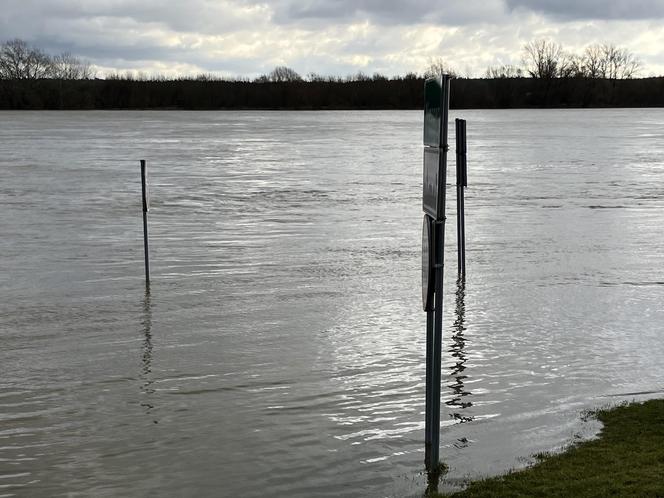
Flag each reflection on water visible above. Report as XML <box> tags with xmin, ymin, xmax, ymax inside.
<box><xmin>1</xmin><ymin>109</ymin><xmax>664</xmax><ymax>497</ymax></box>
<box><xmin>140</xmin><ymin>292</ymin><xmax>156</xmax><ymax>419</ymax></box>
<box><xmin>447</xmin><ymin>278</ymin><xmax>473</xmax><ymax>424</ymax></box>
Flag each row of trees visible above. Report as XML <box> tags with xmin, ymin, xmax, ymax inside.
<box><xmin>2</xmin><ymin>74</ymin><xmax>663</xmax><ymax>110</ymax></box>
<box><xmin>0</xmin><ymin>39</ymin><xmax>93</xmax><ymax>80</ymax></box>
<box><xmin>487</xmin><ymin>39</ymin><xmax>641</xmax><ymax>80</ymax></box>
<box><xmin>105</xmin><ymin>66</ymin><xmax>421</xmax><ymax>83</ymax></box>
<box><xmin>1</xmin><ymin>38</ymin><xmax>645</xmax><ymax>84</ymax></box>
<box><xmin>244</xmin><ymin>40</ymin><xmax>643</xmax><ymax>84</ymax></box>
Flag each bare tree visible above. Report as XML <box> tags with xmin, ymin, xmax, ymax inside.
<box><xmin>581</xmin><ymin>44</ymin><xmax>604</xmax><ymax>78</ymax></box>
<box><xmin>578</xmin><ymin>43</ymin><xmax>641</xmax><ymax>79</ymax></box>
<box><xmin>51</xmin><ymin>52</ymin><xmax>94</xmax><ymax>79</ymax></box>
<box><xmin>522</xmin><ymin>39</ymin><xmax>566</xmax><ymax>79</ymax></box>
<box><xmin>349</xmin><ymin>71</ymin><xmax>371</xmax><ymax>82</ymax></box>
<box><xmin>268</xmin><ymin>66</ymin><xmax>302</xmax><ymax>82</ymax></box>
<box><xmin>558</xmin><ymin>53</ymin><xmax>586</xmax><ymax>78</ymax></box>
<box><xmin>0</xmin><ymin>39</ymin><xmax>52</xmax><ymax>79</ymax></box>
<box><xmin>0</xmin><ymin>39</ymin><xmax>95</xmax><ymax>80</ymax></box>
<box><xmin>423</xmin><ymin>57</ymin><xmax>457</xmax><ymax>78</ymax></box>
<box><xmin>485</xmin><ymin>64</ymin><xmax>524</xmax><ymax>78</ymax></box>
<box><xmin>619</xmin><ymin>52</ymin><xmax>641</xmax><ymax>79</ymax></box>
<box><xmin>601</xmin><ymin>44</ymin><xmax>641</xmax><ymax>79</ymax></box>
<box><xmin>306</xmin><ymin>72</ymin><xmax>324</xmax><ymax>82</ymax></box>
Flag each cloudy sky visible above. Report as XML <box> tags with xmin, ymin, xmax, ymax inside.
<box><xmin>1</xmin><ymin>0</ymin><xmax>663</xmax><ymax>78</ymax></box>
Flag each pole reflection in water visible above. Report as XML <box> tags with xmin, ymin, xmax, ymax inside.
<box><xmin>141</xmin><ymin>291</ymin><xmax>156</xmax><ymax>422</ymax></box>
<box><xmin>447</xmin><ymin>278</ymin><xmax>473</xmax><ymax>429</ymax></box>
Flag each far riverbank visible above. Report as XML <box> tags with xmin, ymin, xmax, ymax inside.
<box><xmin>1</xmin><ymin>76</ymin><xmax>664</xmax><ymax>110</ymax></box>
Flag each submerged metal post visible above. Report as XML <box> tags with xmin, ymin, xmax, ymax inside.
<box><xmin>430</xmin><ymin>94</ymin><xmax>449</xmax><ymax>470</ymax></box>
<box><xmin>425</xmin><ymin>308</ymin><xmax>434</xmax><ymax>459</ymax></box>
<box><xmin>422</xmin><ymin>74</ymin><xmax>451</xmax><ymax>476</ymax></box>
<box><xmin>455</xmin><ymin>119</ymin><xmax>467</xmax><ymax>276</ymax></box>
<box><xmin>424</xmin><ymin>309</ymin><xmax>435</xmax><ymax>469</ymax></box>
<box><xmin>140</xmin><ymin>159</ymin><xmax>150</xmax><ymax>290</ymax></box>
<box><xmin>433</xmin><ymin>75</ymin><xmax>451</xmax><ymax>474</ymax></box>
<box><xmin>423</xmin><ymin>214</ymin><xmax>435</xmax><ymax>464</ymax></box>
<box><xmin>430</xmin><ymin>221</ymin><xmax>444</xmax><ymax>470</ymax></box>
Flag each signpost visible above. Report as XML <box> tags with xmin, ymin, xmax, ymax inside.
<box><xmin>422</xmin><ymin>74</ymin><xmax>451</xmax><ymax>476</ymax></box>
<box><xmin>455</xmin><ymin>119</ymin><xmax>467</xmax><ymax>276</ymax></box>
<box><xmin>140</xmin><ymin>159</ymin><xmax>151</xmax><ymax>291</ymax></box>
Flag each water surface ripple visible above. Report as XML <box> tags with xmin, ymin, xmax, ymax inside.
<box><xmin>1</xmin><ymin>109</ymin><xmax>663</xmax><ymax>497</ymax></box>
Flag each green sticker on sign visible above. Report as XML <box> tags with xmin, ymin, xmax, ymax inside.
<box><xmin>424</xmin><ymin>77</ymin><xmax>442</xmax><ymax>147</ymax></box>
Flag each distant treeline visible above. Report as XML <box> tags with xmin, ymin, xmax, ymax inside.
<box><xmin>1</xmin><ymin>37</ymin><xmax>663</xmax><ymax>109</ymax></box>
<box><xmin>1</xmin><ymin>76</ymin><xmax>664</xmax><ymax>110</ymax></box>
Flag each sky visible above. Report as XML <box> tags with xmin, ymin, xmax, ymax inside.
<box><xmin>1</xmin><ymin>0</ymin><xmax>663</xmax><ymax>78</ymax></box>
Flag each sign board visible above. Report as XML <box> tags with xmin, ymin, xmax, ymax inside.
<box><xmin>424</xmin><ymin>77</ymin><xmax>442</xmax><ymax>147</ymax></box>
<box><xmin>422</xmin><ymin>214</ymin><xmax>435</xmax><ymax>311</ymax></box>
<box><xmin>422</xmin><ymin>147</ymin><xmax>439</xmax><ymax>218</ymax></box>
<box><xmin>455</xmin><ymin>118</ymin><xmax>467</xmax><ymax>187</ymax></box>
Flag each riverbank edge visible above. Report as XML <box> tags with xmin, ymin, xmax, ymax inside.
<box><xmin>2</xmin><ymin>77</ymin><xmax>664</xmax><ymax>110</ymax></box>
<box><xmin>437</xmin><ymin>398</ymin><xmax>664</xmax><ymax>497</ymax></box>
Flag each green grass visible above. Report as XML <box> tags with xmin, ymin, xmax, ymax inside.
<box><xmin>439</xmin><ymin>399</ymin><xmax>664</xmax><ymax>498</ymax></box>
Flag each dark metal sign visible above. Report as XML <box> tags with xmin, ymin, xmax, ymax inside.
<box><xmin>423</xmin><ymin>75</ymin><xmax>450</xmax><ymax>222</ymax></box>
<box><xmin>424</xmin><ymin>77</ymin><xmax>443</xmax><ymax>147</ymax></box>
<box><xmin>455</xmin><ymin>119</ymin><xmax>467</xmax><ymax>188</ymax></box>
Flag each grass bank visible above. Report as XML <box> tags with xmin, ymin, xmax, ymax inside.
<box><xmin>440</xmin><ymin>398</ymin><xmax>664</xmax><ymax>497</ymax></box>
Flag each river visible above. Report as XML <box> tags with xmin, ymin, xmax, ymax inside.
<box><xmin>1</xmin><ymin>109</ymin><xmax>663</xmax><ymax>496</ymax></box>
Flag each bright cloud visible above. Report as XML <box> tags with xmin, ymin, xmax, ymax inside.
<box><xmin>0</xmin><ymin>0</ymin><xmax>662</xmax><ymax>77</ymax></box>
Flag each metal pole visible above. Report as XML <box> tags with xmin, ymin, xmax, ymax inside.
<box><xmin>140</xmin><ymin>159</ymin><xmax>150</xmax><ymax>290</ymax></box>
<box><xmin>461</xmin><ymin>120</ymin><xmax>467</xmax><ymax>276</ymax></box>
<box><xmin>430</xmin><ymin>222</ymin><xmax>446</xmax><ymax>470</ymax></box>
<box><xmin>456</xmin><ymin>120</ymin><xmax>462</xmax><ymax>276</ymax></box>
<box><xmin>425</xmin><ymin>309</ymin><xmax>434</xmax><ymax>467</ymax></box>
<box><xmin>455</xmin><ymin>119</ymin><xmax>467</xmax><ymax>276</ymax></box>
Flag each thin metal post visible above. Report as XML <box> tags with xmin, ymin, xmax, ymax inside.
<box><xmin>455</xmin><ymin>119</ymin><xmax>467</xmax><ymax>276</ymax></box>
<box><xmin>461</xmin><ymin>120</ymin><xmax>467</xmax><ymax>276</ymax></box>
<box><xmin>425</xmin><ymin>308</ymin><xmax>434</xmax><ymax>465</ymax></box>
<box><xmin>140</xmin><ymin>159</ymin><xmax>150</xmax><ymax>290</ymax></box>
<box><xmin>430</xmin><ymin>220</ymin><xmax>446</xmax><ymax>471</ymax></box>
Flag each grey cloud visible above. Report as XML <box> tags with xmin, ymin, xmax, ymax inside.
<box><xmin>1</xmin><ymin>0</ymin><xmax>508</xmax><ymax>47</ymax></box>
<box><xmin>30</xmin><ymin>35</ymin><xmax>180</xmax><ymax>64</ymax></box>
<box><xmin>1</xmin><ymin>0</ymin><xmax>266</xmax><ymax>38</ymax></box>
<box><xmin>258</xmin><ymin>0</ymin><xmax>506</xmax><ymax>26</ymax></box>
<box><xmin>0</xmin><ymin>0</ymin><xmax>269</xmax><ymax>70</ymax></box>
<box><xmin>0</xmin><ymin>0</ymin><xmax>503</xmax><ymax>75</ymax></box>
<box><xmin>505</xmin><ymin>0</ymin><xmax>664</xmax><ymax>20</ymax></box>
<box><xmin>1</xmin><ymin>0</ymin><xmax>663</xmax><ymax>77</ymax></box>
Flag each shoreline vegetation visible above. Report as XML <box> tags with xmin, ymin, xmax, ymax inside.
<box><xmin>2</xmin><ymin>38</ymin><xmax>664</xmax><ymax>110</ymax></box>
<box><xmin>437</xmin><ymin>399</ymin><xmax>664</xmax><ymax>497</ymax></box>
<box><xmin>2</xmin><ymin>76</ymin><xmax>664</xmax><ymax>110</ymax></box>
